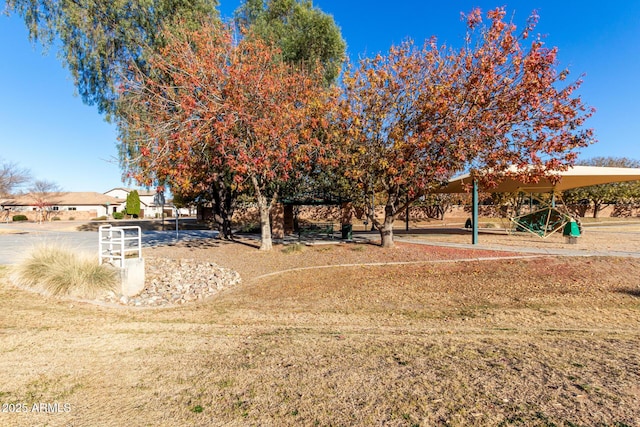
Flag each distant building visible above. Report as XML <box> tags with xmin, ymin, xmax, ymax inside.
<box><xmin>0</xmin><ymin>187</ymin><xmax>183</xmax><ymax>222</ymax></box>
<box><xmin>0</xmin><ymin>192</ymin><xmax>120</xmax><ymax>221</ymax></box>
<box><xmin>103</xmin><ymin>187</ymin><xmax>164</xmax><ymax>218</ymax></box>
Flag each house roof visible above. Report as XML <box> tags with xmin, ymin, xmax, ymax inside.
<box><xmin>438</xmin><ymin>165</ymin><xmax>640</xmax><ymax>194</ymax></box>
<box><xmin>1</xmin><ymin>192</ymin><xmax>121</xmax><ymax>206</ymax></box>
<box><xmin>104</xmin><ymin>187</ymin><xmax>156</xmax><ymax>197</ymax></box>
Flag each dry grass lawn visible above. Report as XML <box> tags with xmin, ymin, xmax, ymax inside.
<box><xmin>1</xmin><ymin>240</ymin><xmax>639</xmax><ymax>426</ymax></box>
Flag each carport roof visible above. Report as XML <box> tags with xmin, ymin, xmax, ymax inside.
<box><xmin>438</xmin><ymin>165</ymin><xmax>640</xmax><ymax>193</ymax></box>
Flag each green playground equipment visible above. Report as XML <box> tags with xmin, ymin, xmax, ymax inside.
<box><xmin>511</xmin><ymin>207</ymin><xmax>571</xmax><ymax>238</ymax></box>
<box><xmin>510</xmin><ymin>194</ymin><xmax>581</xmax><ymax>239</ymax></box>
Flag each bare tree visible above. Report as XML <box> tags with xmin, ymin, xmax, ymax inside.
<box><xmin>0</xmin><ymin>159</ymin><xmax>31</xmax><ymax>196</ymax></box>
<box><xmin>29</xmin><ymin>180</ymin><xmax>62</xmax><ymax>223</ymax></box>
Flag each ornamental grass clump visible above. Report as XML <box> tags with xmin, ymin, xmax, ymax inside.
<box><xmin>15</xmin><ymin>245</ymin><xmax>117</xmax><ymax>299</ymax></box>
<box><xmin>281</xmin><ymin>243</ymin><xmax>306</xmax><ymax>254</ymax></box>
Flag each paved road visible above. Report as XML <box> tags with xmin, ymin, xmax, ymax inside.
<box><xmin>0</xmin><ymin>229</ymin><xmax>219</xmax><ymax>265</ymax></box>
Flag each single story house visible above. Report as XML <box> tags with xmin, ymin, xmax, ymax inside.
<box><xmin>1</xmin><ymin>192</ymin><xmax>121</xmax><ymax>221</ymax></box>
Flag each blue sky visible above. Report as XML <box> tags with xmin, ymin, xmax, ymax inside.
<box><xmin>1</xmin><ymin>1</ymin><xmax>639</xmax><ymax>192</ymax></box>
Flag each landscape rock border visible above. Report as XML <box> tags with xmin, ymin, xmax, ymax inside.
<box><xmin>98</xmin><ymin>257</ymin><xmax>242</xmax><ymax>307</ymax></box>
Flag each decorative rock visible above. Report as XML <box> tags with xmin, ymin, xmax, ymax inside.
<box><xmin>97</xmin><ymin>257</ymin><xmax>241</xmax><ymax>307</ymax></box>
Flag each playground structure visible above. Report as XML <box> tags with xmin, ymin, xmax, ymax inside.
<box><xmin>509</xmin><ymin>196</ymin><xmax>581</xmax><ymax>239</ymax></box>
<box><xmin>440</xmin><ymin>165</ymin><xmax>640</xmax><ymax>243</ymax></box>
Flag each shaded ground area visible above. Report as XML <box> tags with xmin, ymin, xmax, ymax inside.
<box><xmin>74</xmin><ymin>218</ymin><xmax>206</xmax><ymax>232</ymax></box>
<box><xmin>393</xmin><ymin>222</ymin><xmax>640</xmax><ymax>257</ymax></box>
<box><xmin>1</xmin><ymin>241</ymin><xmax>639</xmax><ymax>426</ymax></box>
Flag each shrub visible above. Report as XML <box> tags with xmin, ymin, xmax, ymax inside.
<box><xmin>69</xmin><ymin>217</ymin><xmax>75</xmax><ymax>221</ymax></box>
<box><xmin>12</xmin><ymin>214</ymin><xmax>28</xmax><ymax>222</ymax></box>
<box><xmin>125</xmin><ymin>190</ymin><xmax>141</xmax><ymax>217</ymax></box>
<box><xmin>14</xmin><ymin>245</ymin><xmax>117</xmax><ymax>298</ymax></box>
<box><xmin>92</xmin><ymin>216</ymin><xmax>107</xmax><ymax>221</ymax></box>
<box><xmin>281</xmin><ymin>243</ymin><xmax>306</xmax><ymax>254</ymax></box>
<box><xmin>112</xmin><ymin>211</ymin><xmax>124</xmax><ymax>220</ymax></box>
<box><xmin>52</xmin><ymin>216</ymin><xmax>61</xmax><ymax>221</ymax></box>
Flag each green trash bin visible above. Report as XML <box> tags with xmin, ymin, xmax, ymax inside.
<box><xmin>563</xmin><ymin>221</ymin><xmax>580</xmax><ymax>237</ymax></box>
<box><xmin>341</xmin><ymin>224</ymin><xmax>353</xmax><ymax>240</ymax></box>
<box><xmin>563</xmin><ymin>220</ymin><xmax>580</xmax><ymax>243</ymax></box>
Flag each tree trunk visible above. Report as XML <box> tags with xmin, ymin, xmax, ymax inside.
<box><xmin>211</xmin><ymin>176</ymin><xmax>235</xmax><ymax>240</ymax></box>
<box><xmin>379</xmin><ymin>204</ymin><xmax>396</xmax><ymax>248</ymax></box>
<box><xmin>252</xmin><ymin>176</ymin><xmax>273</xmax><ymax>251</ymax></box>
<box><xmin>258</xmin><ymin>199</ymin><xmax>272</xmax><ymax>251</ymax></box>
<box><xmin>593</xmin><ymin>203</ymin><xmax>600</xmax><ymax>218</ymax></box>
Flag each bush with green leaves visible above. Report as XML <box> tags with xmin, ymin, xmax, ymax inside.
<box><xmin>12</xmin><ymin>214</ymin><xmax>28</xmax><ymax>221</ymax></box>
<box><xmin>112</xmin><ymin>211</ymin><xmax>124</xmax><ymax>220</ymax></box>
<box><xmin>125</xmin><ymin>190</ymin><xmax>141</xmax><ymax>217</ymax></box>
<box><xmin>14</xmin><ymin>245</ymin><xmax>117</xmax><ymax>298</ymax></box>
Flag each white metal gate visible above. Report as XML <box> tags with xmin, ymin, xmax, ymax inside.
<box><xmin>98</xmin><ymin>225</ymin><xmax>142</xmax><ymax>268</ymax></box>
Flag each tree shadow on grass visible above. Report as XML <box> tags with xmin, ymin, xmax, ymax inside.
<box><xmin>77</xmin><ymin>220</ymin><xmax>164</xmax><ymax>232</ymax></box>
<box><xmin>160</xmin><ymin>234</ymin><xmax>262</xmax><ymax>250</ymax></box>
<box><xmin>615</xmin><ymin>287</ymin><xmax>640</xmax><ymax>298</ymax></box>
<box><xmin>176</xmin><ymin>237</ymin><xmax>260</xmax><ymax>250</ymax></box>
<box><xmin>77</xmin><ymin>218</ymin><xmax>208</xmax><ymax>232</ymax></box>
<box><xmin>141</xmin><ymin>230</ymin><xmax>217</xmax><ymax>247</ymax></box>
<box><xmin>394</xmin><ymin>227</ymin><xmax>511</xmax><ymax>236</ymax></box>
<box><xmin>394</xmin><ymin>227</ymin><xmax>469</xmax><ymax>236</ymax></box>
<box><xmin>230</xmin><ymin>238</ymin><xmax>261</xmax><ymax>250</ymax></box>
<box><xmin>170</xmin><ymin>239</ymin><xmax>222</xmax><ymax>249</ymax></box>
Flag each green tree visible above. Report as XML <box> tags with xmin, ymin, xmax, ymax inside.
<box><xmin>5</xmin><ymin>0</ymin><xmax>218</xmax><ymax>117</ymax></box>
<box><xmin>125</xmin><ymin>190</ymin><xmax>141</xmax><ymax>218</ymax></box>
<box><xmin>563</xmin><ymin>157</ymin><xmax>640</xmax><ymax>218</ymax></box>
<box><xmin>234</xmin><ymin>0</ymin><xmax>346</xmax><ymax>85</ymax></box>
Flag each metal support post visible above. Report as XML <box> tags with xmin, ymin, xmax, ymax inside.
<box><xmin>472</xmin><ymin>179</ymin><xmax>479</xmax><ymax>245</ymax></box>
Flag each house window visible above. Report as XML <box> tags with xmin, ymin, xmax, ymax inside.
<box><xmin>68</xmin><ymin>207</ymin><xmax>77</xmax><ymax>211</ymax></box>
<box><xmin>52</xmin><ymin>206</ymin><xmax>59</xmax><ymax>211</ymax></box>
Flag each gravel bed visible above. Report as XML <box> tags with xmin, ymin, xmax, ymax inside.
<box><xmin>98</xmin><ymin>257</ymin><xmax>241</xmax><ymax>307</ymax></box>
